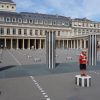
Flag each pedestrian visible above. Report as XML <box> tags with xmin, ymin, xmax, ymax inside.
<box><xmin>79</xmin><ymin>49</ymin><xmax>87</xmax><ymax>76</ymax></box>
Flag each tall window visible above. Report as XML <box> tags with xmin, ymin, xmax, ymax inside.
<box><xmin>18</xmin><ymin>29</ymin><xmax>21</xmax><ymax>35</ymax></box>
<box><xmin>40</xmin><ymin>30</ymin><xmax>43</xmax><ymax>35</ymax></box>
<box><xmin>30</xmin><ymin>29</ymin><xmax>32</xmax><ymax>35</ymax></box>
<box><xmin>13</xmin><ymin>28</ymin><xmax>16</xmax><ymax>35</ymax></box>
<box><xmin>35</xmin><ymin>30</ymin><xmax>38</xmax><ymax>35</ymax></box>
<box><xmin>24</xmin><ymin>29</ymin><xmax>27</xmax><ymax>35</ymax></box>
<box><xmin>7</xmin><ymin>28</ymin><xmax>10</xmax><ymax>35</ymax></box>
<box><xmin>0</xmin><ymin>28</ymin><xmax>4</xmax><ymax>35</ymax></box>
<box><xmin>58</xmin><ymin>31</ymin><xmax>60</xmax><ymax>36</ymax></box>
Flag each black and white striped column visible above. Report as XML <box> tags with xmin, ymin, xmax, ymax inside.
<box><xmin>46</xmin><ymin>31</ymin><xmax>56</xmax><ymax>69</ymax></box>
<box><xmin>88</xmin><ymin>35</ymin><xmax>97</xmax><ymax>66</ymax></box>
<box><xmin>75</xmin><ymin>75</ymin><xmax>91</xmax><ymax>87</ymax></box>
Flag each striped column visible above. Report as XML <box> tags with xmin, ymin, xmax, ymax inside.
<box><xmin>46</xmin><ymin>31</ymin><xmax>56</xmax><ymax>69</ymax></box>
<box><xmin>88</xmin><ymin>35</ymin><xmax>97</xmax><ymax>66</ymax></box>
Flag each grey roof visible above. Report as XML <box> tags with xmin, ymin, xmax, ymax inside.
<box><xmin>73</xmin><ymin>18</ymin><xmax>92</xmax><ymax>22</ymax></box>
<box><xmin>0</xmin><ymin>11</ymin><xmax>71</xmax><ymax>22</ymax></box>
<box><xmin>20</xmin><ymin>12</ymin><xmax>71</xmax><ymax>21</ymax></box>
<box><xmin>0</xmin><ymin>11</ymin><xmax>22</xmax><ymax>18</ymax></box>
<box><xmin>0</xmin><ymin>0</ymin><xmax>14</xmax><ymax>3</ymax></box>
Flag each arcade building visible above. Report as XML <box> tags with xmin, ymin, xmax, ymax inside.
<box><xmin>0</xmin><ymin>0</ymin><xmax>100</xmax><ymax>49</ymax></box>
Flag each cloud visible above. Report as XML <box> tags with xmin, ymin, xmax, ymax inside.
<box><xmin>13</xmin><ymin>0</ymin><xmax>100</xmax><ymax>21</ymax></box>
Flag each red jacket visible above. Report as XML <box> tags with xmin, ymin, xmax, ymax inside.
<box><xmin>79</xmin><ymin>53</ymin><xmax>87</xmax><ymax>64</ymax></box>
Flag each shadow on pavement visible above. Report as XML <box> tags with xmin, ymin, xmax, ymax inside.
<box><xmin>0</xmin><ymin>65</ymin><xmax>16</xmax><ymax>71</ymax></box>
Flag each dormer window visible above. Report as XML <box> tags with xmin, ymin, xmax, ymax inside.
<box><xmin>6</xmin><ymin>17</ymin><xmax>10</xmax><ymax>22</ymax></box>
<box><xmin>12</xmin><ymin>6</ymin><xmax>14</xmax><ymax>9</ymax></box>
<box><xmin>18</xmin><ymin>18</ymin><xmax>22</xmax><ymax>23</ymax></box>
<box><xmin>29</xmin><ymin>19</ymin><xmax>33</xmax><ymax>23</ymax></box>
<box><xmin>12</xmin><ymin>18</ymin><xmax>16</xmax><ymax>22</ymax></box>
<box><xmin>23</xmin><ymin>19</ymin><xmax>27</xmax><ymax>23</ymax></box>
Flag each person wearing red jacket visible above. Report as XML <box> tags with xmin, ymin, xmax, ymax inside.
<box><xmin>79</xmin><ymin>50</ymin><xmax>87</xmax><ymax>76</ymax></box>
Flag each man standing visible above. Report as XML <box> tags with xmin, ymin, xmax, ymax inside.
<box><xmin>79</xmin><ymin>49</ymin><xmax>87</xmax><ymax>76</ymax></box>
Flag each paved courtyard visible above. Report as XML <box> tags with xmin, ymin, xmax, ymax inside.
<box><xmin>0</xmin><ymin>49</ymin><xmax>100</xmax><ymax>100</ymax></box>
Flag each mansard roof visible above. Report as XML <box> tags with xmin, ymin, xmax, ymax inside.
<box><xmin>20</xmin><ymin>12</ymin><xmax>71</xmax><ymax>21</ymax></box>
<box><xmin>0</xmin><ymin>11</ymin><xmax>71</xmax><ymax>22</ymax></box>
<box><xmin>0</xmin><ymin>0</ymin><xmax>14</xmax><ymax>3</ymax></box>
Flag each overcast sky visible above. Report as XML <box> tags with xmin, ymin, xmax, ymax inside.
<box><xmin>14</xmin><ymin>0</ymin><xmax>100</xmax><ymax>21</ymax></box>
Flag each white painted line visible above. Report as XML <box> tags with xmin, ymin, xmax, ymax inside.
<box><xmin>30</xmin><ymin>76</ymin><xmax>51</xmax><ymax>100</ymax></box>
<box><xmin>44</xmin><ymin>95</ymin><xmax>48</xmax><ymax>98</ymax></box>
<box><xmin>40</xmin><ymin>90</ymin><xmax>45</xmax><ymax>93</ymax></box>
<box><xmin>42</xmin><ymin>92</ymin><xmax>46</xmax><ymax>95</ymax></box>
<box><xmin>7</xmin><ymin>50</ymin><xmax>21</xmax><ymax>65</ymax></box>
<box><xmin>46</xmin><ymin>98</ymin><xmax>51</xmax><ymax>100</ymax></box>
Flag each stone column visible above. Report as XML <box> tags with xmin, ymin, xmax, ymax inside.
<box><xmin>40</xmin><ymin>39</ymin><xmax>41</xmax><ymax>49</ymax></box>
<box><xmin>80</xmin><ymin>40</ymin><xmax>82</xmax><ymax>49</ymax></box>
<box><xmin>77</xmin><ymin>40</ymin><xmax>78</xmax><ymax>49</ymax></box>
<box><xmin>5</xmin><ymin>38</ymin><xmax>7</xmax><ymax>48</ymax></box>
<box><xmin>84</xmin><ymin>40</ymin><xmax>86</xmax><ymax>49</ymax></box>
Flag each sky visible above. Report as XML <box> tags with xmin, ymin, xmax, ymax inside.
<box><xmin>14</xmin><ymin>0</ymin><xmax>100</xmax><ymax>21</ymax></box>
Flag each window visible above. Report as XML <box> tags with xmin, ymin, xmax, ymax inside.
<box><xmin>24</xmin><ymin>29</ymin><xmax>27</xmax><ymax>35</ymax></box>
<box><xmin>2</xmin><ymin>5</ymin><xmax>4</xmax><ymax>8</ymax></box>
<box><xmin>12</xmin><ymin>18</ymin><xmax>16</xmax><ymax>22</ymax></box>
<box><xmin>7</xmin><ymin>6</ymin><xmax>9</xmax><ymax>8</ymax></box>
<box><xmin>43</xmin><ymin>20</ymin><xmax>48</xmax><ymax>25</ymax></box>
<box><xmin>64</xmin><ymin>22</ymin><xmax>69</xmax><ymax>26</ymax></box>
<box><xmin>7</xmin><ymin>28</ymin><xmax>10</xmax><ymax>35</ymax></box>
<box><xmin>30</xmin><ymin>29</ymin><xmax>32</xmax><ymax>35</ymax></box>
<box><xmin>82</xmin><ymin>23</ymin><xmax>85</xmax><ymax>27</ymax></box>
<box><xmin>18</xmin><ymin>29</ymin><xmax>21</xmax><ymax>35</ymax></box>
<box><xmin>86</xmin><ymin>23</ymin><xmax>88</xmax><ymax>27</ymax></box>
<box><xmin>86</xmin><ymin>29</ymin><xmax>89</xmax><ymax>33</ymax></box>
<box><xmin>29</xmin><ymin>19</ymin><xmax>33</xmax><ymax>23</ymax></box>
<box><xmin>58</xmin><ymin>31</ymin><xmax>60</xmax><ymax>36</ymax></box>
<box><xmin>35</xmin><ymin>30</ymin><xmax>38</xmax><ymax>35</ymax></box>
<box><xmin>78</xmin><ymin>29</ymin><xmax>81</xmax><ymax>33</ymax></box>
<box><xmin>23</xmin><ymin>19</ymin><xmax>27</xmax><ymax>23</ymax></box>
<box><xmin>6</xmin><ymin>17</ymin><xmax>10</xmax><ymax>22</ymax></box>
<box><xmin>13</xmin><ymin>29</ymin><xmax>16</xmax><ymax>35</ymax></box>
<box><xmin>0</xmin><ymin>28</ymin><xmax>4</xmax><ymax>35</ymax></box>
<box><xmin>40</xmin><ymin>30</ymin><xmax>43</xmax><ymax>35</ymax></box>
<box><xmin>18</xmin><ymin>18</ymin><xmax>22</xmax><ymax>23</ymax></box>
<box><xmin>90</xmin><ymin>30</ymin><xmax>92</xmax><ymax>32</ymax></box>
<box><xmin>12</xmin><ymin>6</ymin><xmax>14</xmax><ymax>9</ymax></box>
